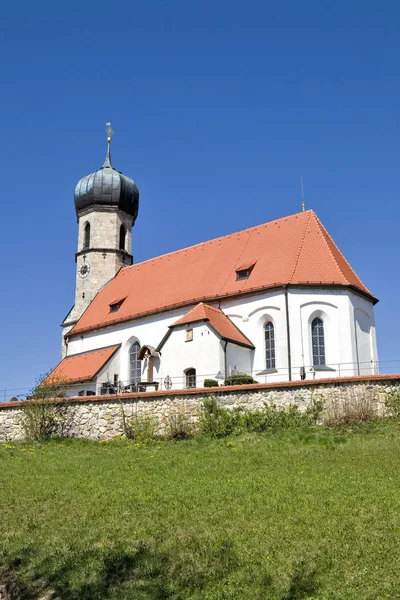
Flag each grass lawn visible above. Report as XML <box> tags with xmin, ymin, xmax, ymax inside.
<box><xmin>1</xmin><ymin>422</ymin><xmax>400</xmax><ymax>599</ymax></box>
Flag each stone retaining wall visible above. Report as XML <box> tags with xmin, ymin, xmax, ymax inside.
<box><xmin>1</xmin><ymin>374</ymin><xmax>400</xmax><ymax>442</ymax></box>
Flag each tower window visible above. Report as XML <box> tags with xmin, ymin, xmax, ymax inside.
<box><xmin>119</xmin><ymin>225</ymin><xmax>126</xmax><ymax>251</ymax></box>
<box><xmin>311</xmin><ymin>317</ymin><xmax>326</xmax><ymax>366</ymax></box>
<box><xmin>186</xmin><ymin>329</ymin><xmax>193</xmax><ymax>342</ymax></box>
<box><xmin>83</xmin><ymin>222</ymin><xmax>90</xmax><ymax>250</ymax></box>
<box><xmin>265</xmin><ymin>321</ymin><xmax>276</xmax><ymax>369</ymax></box>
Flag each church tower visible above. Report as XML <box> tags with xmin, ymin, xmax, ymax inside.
<box><xmin>61</xmin><ymin>127</ymin><xmax>139</xmax><ymax>356</ymax></box>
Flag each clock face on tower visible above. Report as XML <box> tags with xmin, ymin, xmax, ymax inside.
<box><xmin>79</xmin><ymin>262</ymin><xmax>90</xmax><ymax>278</ymax></box>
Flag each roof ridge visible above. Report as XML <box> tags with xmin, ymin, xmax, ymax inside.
<box><xmin>121</xmin><ymin>210</ymin><xmax>312</xmax><ymax>273</ymax></box>
<box><xmin>200</xmin><ymin>303</ymin><xmax>208</xmax><ymax>319</ymax></box>
<box><xmin>199</xmin><ymin>303</ymin><xmax>254</xmax><ymax>347</ymax></box>
<box><xmin>288</xmin><ymin>210</ymin><xmax>313</xmax><ymax>283</ymax></box>
<box><xmin>203</xmin><ymin>303</ymin><xmax>222</xmax><ymax>313</ymax></box>
<box><xmin>313</xmin><ymin>213</ymin><xmax>372</xmax><ymax>292</ymax></box>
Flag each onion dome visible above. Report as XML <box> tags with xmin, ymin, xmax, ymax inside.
<box><xmin>74</xmin><ymin>142</ymin><xmax>139</xmax><ymax>221</ymax></box>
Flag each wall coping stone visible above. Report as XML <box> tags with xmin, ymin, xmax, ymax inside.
<box><xmin>1</xmin><ymin>373</ymin><xmax>400</xmax><ymax>410</ymax></box>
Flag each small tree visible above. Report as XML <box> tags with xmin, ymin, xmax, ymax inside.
<box><xmin>20</xmin><ymin>372</ymin><xmax>73</xmax><ymax>441</ymax></box>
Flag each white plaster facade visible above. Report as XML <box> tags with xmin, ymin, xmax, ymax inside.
<box><xmin>64</xmin><ymin>285</ymin><xmax>378</xmax><ymax>396</ymax></box>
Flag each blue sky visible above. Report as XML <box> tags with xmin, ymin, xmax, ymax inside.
<box><xmin>0</xmin><ymin>0</ymin><xmax>399</xmax><ymax>399</ymax></box>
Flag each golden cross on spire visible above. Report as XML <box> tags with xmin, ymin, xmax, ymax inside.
<box><xmin>106</xmin><ymin>122</ymin><xmax>114</xmax><ymax>143</ymax></box>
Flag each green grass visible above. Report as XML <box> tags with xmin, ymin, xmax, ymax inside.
<box><xmin>1</xmin><ymin>422</ymin><xmax>400</xmax><ymax>599</ymax></box>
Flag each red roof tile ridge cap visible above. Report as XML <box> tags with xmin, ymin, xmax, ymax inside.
<box><xmin>202</xmin><ymin>303</ymin><xmax>223</xmax><ymax>314</ymax></box>
<box><xmin>201</xmin><ymin>304</ymin><xmax>254</xmax><ymax>347</ymax></box>
<box><xmin>288</xmin><ymin>210</ymin><xmax>313</xmax><ymax>284</ymax></box>
<box><xmin>313</xmin><ymin>213</ymin><xmax>373</xmax><ymax>295</ymax></box>
<box><xmin>172</xmin><ymin>302</ymin><xmax>211</xmax><ymax>326</ymax></box>
<box><xmin>124</xmin><ymin>210</ymin><xmax>311</xmax><ymax>271</ymax></box>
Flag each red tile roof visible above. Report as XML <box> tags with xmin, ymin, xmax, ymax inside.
<box><xmin>171</xmin><ymin>302</ymin><xmax>254</xmax><ymax>348</ymax></box>
<box><xmin>69</xmin><ymin>210</ymin><xmax>376</xmax><ymax>337</ymax></box>
<box><xmin>44</xmin><ymin>345</ymin><xmax>120</xmax><ymax>384</ymax></box>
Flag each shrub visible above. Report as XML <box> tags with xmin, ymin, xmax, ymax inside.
<box><xmin>384</xmin><ymin>387</ymin><xmax>400</xmax><ymax>419</ymax></box>
<box><xmin>198</xmin><ymin>397</ymin><xmax>318</xmax><ymax>438</ymax></box>
<box><xmin>244</xmin><ymin>400</ymin><xmax>322</xmax><ymax>433</ymax></box>
<box><xmin>166</xmin><ymin>405</ymin><xmax>195</xmax><ymax>440</ymax></box>
<box><xmin>120</xmin><ymin>403</ymin><xmax>157</xmax><ymax>441</ymax></box>
<box><xmin>203</xmin><ymin>379</ymin><xmax>219</xmax><ymax>387</ymax></box>
<box><xmin>20</xmin><ymin>373</ymin><xmax>73</xmax><ymax>441</ymax></box>
<box><xmin>224</xmin><ymin>374</ymin><xmax>257</xmax><ymax>386</ymax></box>
<box><xmin>322</xmin><ymin>387</ymin><xmax>378</xmax><ymax>427</ymax></box>
<box><xmin>198</xmin><ymin>397</ymin><xmax>243</xmax><ymax>438</ymax></box>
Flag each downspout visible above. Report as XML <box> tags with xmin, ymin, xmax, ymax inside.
<box><xmin>284</xmin><ymin>285</ymin><xmax>292</xmax><ymax>381</ymax></box>
<box><xmin>223</xmin><ymin>340</ymin><xmax>228</xmax><ymax>381</ymax></box>
<box><xmin>353</xmin><ymin>309</ymin><xmax>360</xmax><ymax>376</ymax></box>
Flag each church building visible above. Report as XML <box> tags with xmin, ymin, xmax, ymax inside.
<box><xmin>49</xmin><ymin>134</ymin><xmax>379</xmax><ymax>396</ymax></box>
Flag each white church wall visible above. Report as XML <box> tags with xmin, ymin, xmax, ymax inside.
<box><xmin>349</xmin><ymin>291</ymin><xmax>378</xmax><ymax>375</ymax></box>
<box><xmin>160</xmin><ymin>323</ymin><xmax>222</xmax><ymax>388</ymax></box>
<box><xmin>219</xmin><ymin>286</ymin><xmax>375</xmax><ymax>382</ymax></box>
<box><xmin>290</xmin><ymin>288</ymin><xmax>346</xmax><ymax>379</ymax></box>
<box><xmin>96</xmin><ymin>349</ymin><xmax>122</xmax><ymax>391</ymax></box>
<box><xmin>221</xmin><ymin>289</ymin><xmax>288</xmax><ymax>381</ymax></box>
<box><xmin>66</xmin><ymin>286</ymin><xmax>378</xmax><ymax>389</ymax></box>
<box><xmin>65</xmin><ymin>383</ymin><xmax>97</xmax><ymax>397</ymax></box>
<box><xmin>225</xmin><ymin>343</ymin><xmax>253</xmax><ymax>379</ymax></box>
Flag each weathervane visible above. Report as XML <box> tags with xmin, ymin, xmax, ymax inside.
<box><xmin>106</xmin><ymin>122</ymin><xmax>114</xmax><ymax>143</ymax></box>
<box><xmin>301</xmin><ymin>175</ymin><xmax>305</xmax><ymax>212</ymax></box>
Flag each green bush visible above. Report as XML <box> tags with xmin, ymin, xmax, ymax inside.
<box><xmin>203</xmin><ymin>379</ymin><xmax>219</xmax><ymax>387</ymax></box>
<box><xmin>244</xmin><ymin>401</ymin><xmax>321</xmax><ymax>433</ymax></box>
<box><xmin>224</xmin><ymin>374</ymin><xmax>257</xmax><ymax>386</ymax></box>
<box><xmin>198</xmin><ymin>397</ymin><xmax>322</xmax><ymax>439</ymax></box>
<box><xmin>198</xmin><ymin>397</ymin><xmax>244</xmax><ymax>438</ymax></box>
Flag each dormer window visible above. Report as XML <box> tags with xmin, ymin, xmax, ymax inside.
<box><xmin>235</xmin><ymin>262</ymin><xmax>256</xmax><ymax>281</ymax></box>
<box><xmin>236</xmin><ymin>269</ymin><xmax>251</xmax><ymax>280</ymax></box>
<box><xmin>109</xmin><ymin>297</ymin><xmax>126</xmax><ymax>313</ymax></box>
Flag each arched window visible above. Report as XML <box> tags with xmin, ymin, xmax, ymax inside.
<box><xmin>129</xmin><ymin>341</ymin><xmax>141</xmax><ymax>389</ymax></box>
<box><xmin>83</xmin><ymin>222</ymin><xmax>90</xmax><ymax>250</ymax></box>
<box><xmin>265</xmin><ymin>321</ymin><xmax>276</xmax><ymax>369</ymax></box>
<box><xmin>311</xmin><ymin>317</ymin><xmax>325</xmax><ymax>366</ymax></box>
<box><xmin>185</xmin><ymin>368</ymin><xmax>196</xmax><ymax>388</ymax></box>
<box><xmin>119</xmin><ymin>225</ymin><xmax>126</xmax><ymax>251</ymax></box>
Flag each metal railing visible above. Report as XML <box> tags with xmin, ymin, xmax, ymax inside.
<box><xmin>1</xmin><ymin>359</ymin><xmax>399</xmax><ymax>402</ymax></box>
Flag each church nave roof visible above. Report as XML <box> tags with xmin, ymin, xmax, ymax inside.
<box><xmin>68</xmin><ymin>210</ymin><xmax>376</xmax><ymax>338</ymax></box>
